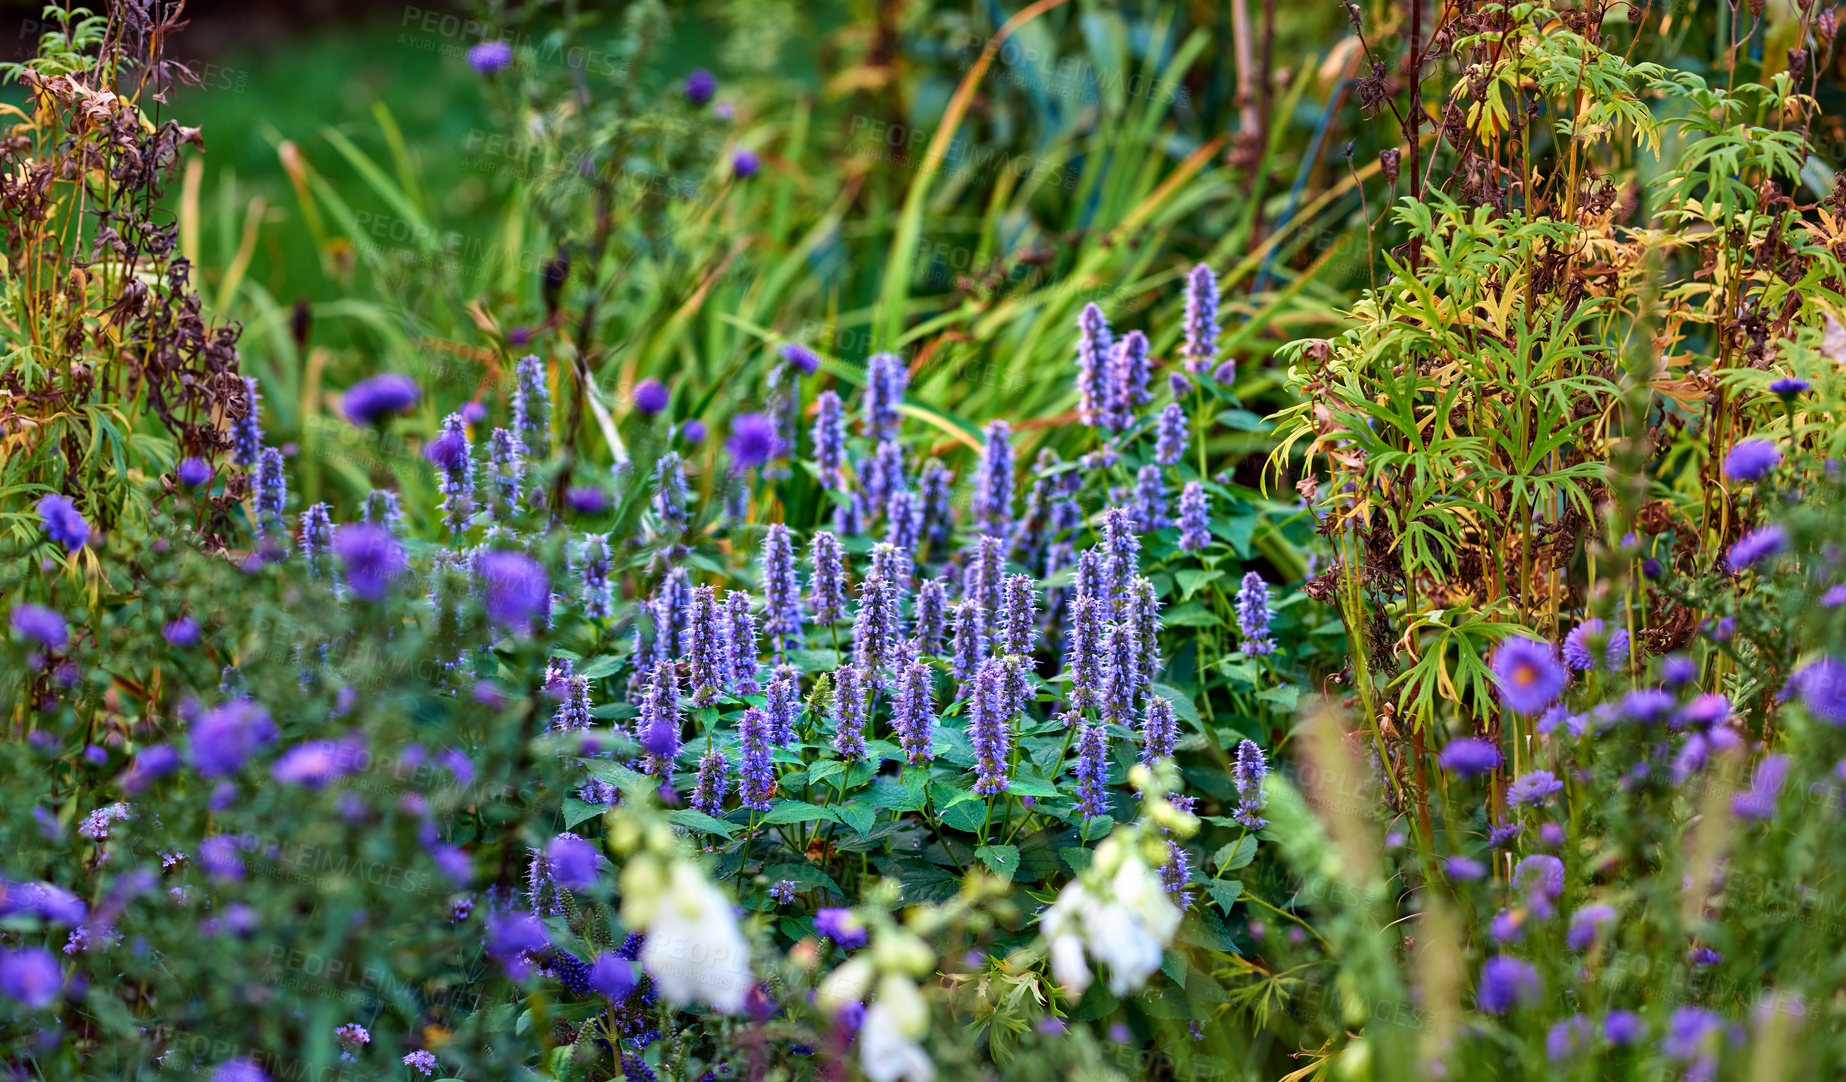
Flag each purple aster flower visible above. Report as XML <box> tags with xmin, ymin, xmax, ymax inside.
<box><xmin>1567</xmin><ymin>904</ymin><xmax>1616</xmax><ymax>950</ymax></box>
<box><xmin>1770</xmin><ymin>377</ymin><xmax>1810</xmax><ymax>396</ymax></box>
<box><xmin>1489</xmin><ymin>909</ymin><xmax>1523</xmax><ymax>943</ymax></box>
<box><xmin>967</xmin><ymin>659</ymin><xmax>1014</xmax><ymax>794</ymax></box>
<box><xmin>1181</xmin><ymin>264</ymin><xmax>1220</xmax><ymax>375</ymax></box>
<box><xmin>11</xmin><ymin>604</ymin><xmax>67</xmax><ymax>649</ymax></box>
<box><xmin>972</xmin><ymin>421</ymin><xmax>1015</xmax><ymax>537</ymax></box>
<box><xmin>1491</xmin><ymin>636</ymin><xmax>1568</xmax><ymax>715</ymax></box>
<box><xmin>1546</xmin><ymin>1015</ymin><xmax>1592</xmax><ymax>1062</ymax></box>
<box><xmin>1446</xmin><ymin>856</ymin><xmax>1486</xmax><ymax>880</ymax></box>
<box><xmin>341</xmin><ymin>373</ymin><xmax>419</xmax><ymax>425</ymax></box>
<box><xmin>1512</xmin><ymin>853</ymin><xmax>1565</xmax><ymax>908</ymax></box>
<box><xmin>231</xmin><ymin>377</ymin><xmax>264</xmax><ymax>467</ymax></box>
<box><xmin>1620</xmin><ymin>688</ymin><xmax>1675</xmax><ymax>723</ymax></box>
<box><xmin>1731</xmin><ymin>753</ymin><xmax>1788</xmax><ymax>820</ymax></box>
<box><xmin>893</xmin><ymin>659</ymin><xmax>936</xmax><ymax>764</ymax></box>
<box><xmin>815</xmin><ymin>907</ymin><xmax>868</xmax><ymax>950</ymax></box>
<box><xmin>684</xmin><ymin>68</ymin><xmax>716</xmax><ymax>105</ymax></box>
<box><xmin>633</xmin><ymin>379</ymin><xmax>670</xmax><ymax>415</ymax></box>
<box><xmin>1663</xmin><ymin>1007</ymin><xmax>1722</xmax><ymax>1059</ymax></box>
<box><xmin>1561</xmin><ymin>618</ymin><xmax>1630</xmax><ymax>672</ymax></box>
<box><xmin>1793</xmin><ymin>658</ymin><xmax>1846</xmax><ymax>723</ymax></box>
<box><xmin>1073</xmin><ymin>722</ymin><xmax>1110</xmax><ymax>817</ymax></box>
<box><xmin>1476</xmin><ymin>956</ymin><xmax>1539</xmax><ymax>1013</ymax></box>
<box><xmin>272</xmin><ymin>737</ymin><xmax>362</xmax><ymax>789</ymax></box>
<box><xmin>332</xmin><ymin>523</ymin><xmax>405</xmax><ymax>601</ymax></box>
<box><xmin>1508</xmin><ymin>770</ymin><xmax>1563</xmax><ymax>808</ymax></box>
<box><xmin>1235</xmin><ymin>572</ymin><xmax>1276</xmax><ymax>656</ymax></box>
<box><xmin>726</xmin><ymin>412</ymin><xmax>776</xmax><ymax>466</ymax></box>
<box><xmin>1729</xmin><ymin>524</ymin><xmax>1787</xmax><ymax>570</ymax></box>
<box><xmin>476</xmin><ymin>551</ymin><xmax>548</xmax><ymax>630</ymax></box>
<box><xmin>468</xmin><ymin>41</ymin><xmax>513</xmax><ymax>74</ymax></box>
<box><xmin>831</xmin><ymin>665</ymin><xmax>867</xmax><ymax>761</ymax></box>
<box><xmin>690</xmin><ymin>749</ymin><xmax>731</xmax><ymax>815</ymax></box>
<box><xmin>37</xmin><ymin>493</ymin><xmax>90</xmax><ymax>552</ymax></box>
<box><xmin>176</xmin><ymin>457</ymin><xmax>213</xmax><ymax>488</ymax></box>
<box><xmin>1154</xmin><ymin>403</ymin><xmax>1188</xmax><ymax>466</ymax></box>
<box><xmin>1604</xmin><ymin>1010</ymin><xmax>1644</xmax><ymax>1045</ymax></box>
<box><xmin>1074</xmin><ymin>303</ymin><xmax>1114</xmax><ymax>428</ymax></box>
<box><xmin>1438</xmin><ymin>737</ymin><xmax>1502</xmax><ymax>777</ymax></box>
<box><xmin>737</xmin><ymin>706</ymin><xmax>777</xmax><ymax>810</ymax></box>
<box><xmin>1177</xmin><ymin>482</ymin><xmax>1210</xmax><ymax>551</ymax></box>
<box><xmin>1724</xmin><ymin>439</ymin><xmax>1781</xmax><ymax>482</ymax></box>
<box><xmin>191</xmin><ymin>700</ymin><xmax>278</xmax><ymax>777</ymax></box>
<box><xmin>681</xmin><ymin>419</ymin><xmax>707</xmax><ymax>444</ymax></box>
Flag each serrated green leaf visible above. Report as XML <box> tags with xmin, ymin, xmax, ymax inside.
<box><xmin>836</xmin><ymin>802</ymin><xmax>876</xmax><ymax>836</ymax></box>
<box><xmin>562</xmin><ymin>797</ymin><xmax>605</xmax><ymax>830</ymax></box>
<box><xmin>1163</xmin><ymin>602</ymin><xmax>1220</xmax><ymax>627</ymax></box>
<box><xmin>667</xmin><ymin>808</ymin><xmax>737</xmax><ymax>837</ymax></box>
<box><xmin>763</xmin><ymin>800</ymin><xmax>839</xmax><ymax>825</ymax></box>
<box><xmin>1213</xmin><ymin>836</ymin><xmax>1257</xmax><ymax>871</ymax></box>
<box><xmin>976</xmin><ymin>843</ymin><xmax>1020</xmax><ymax>881</ymax></box>
<box><xmin>1205</xmin><ymin>879</ymin><xmax>1243</xmax><ymax>913</ymax></box>
<box><xmin>1174</xmin><ymin>568</ymin><xmax>1225</xmax><ymax>600</ymax></box>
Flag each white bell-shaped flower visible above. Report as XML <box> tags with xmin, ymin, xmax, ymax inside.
<box><xmin>633</xmin><ymin>859</ymin><xmax>753</xmax><ymax>1012</ymax></box>
<box><xmin>1039</xmin><ymin>835</ymin><xmax>1180</xmax><ymax>996</ymax></box>
<box><xmin>861</xmin><ymin>975</ymin><xmax>935</xmax><ymax>1082</ymax></box>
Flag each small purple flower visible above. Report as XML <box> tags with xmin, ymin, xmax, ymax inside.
<box><xmin>1491</xmin><ymin>636</ymin><xmax>1568</xmax><ymax>716</ymax></box>
<box><xmin>476</xmin><ymin>551</ymin><xmax>549</xmax><ymax>629</ymax></box>
<box><xmin>1476</xmin><ymin>956</ymin><xmax>1539</xmax><ymax>1013</ymax></box>
<box><xmin>1508</xmin><ymin>770</ymin><xmax>1564</xmax><ymax>808</ymax></box>
<box><xmin>815</xmin><ymin>907</ymin><xmax>867</xmax><ymax>950</ymax></box>
<box><xmin>122</xmin><ymin>750</ymin><xmax>176</xmax><ymax>799</ymax></box>
<box><xmin>1567</xmin><ymin>904</ymin><xmax>1616</xmax><ymax>950</ymax></box>
<box><xmin>1724</xmin><ymin>439</ymin><xmax>1781</xmax><ymax>482</ymax></box>
<box><xmin>1620</xmin><ymin>688</ymin><xmax>1676</xmax><ymax>723</ymax></box>
<box><xmin>967</xmin><ymin>659</ymin><xmax>1015</xmax><ymax>794</ymax></box>
<box><xmin>684</xmin><ymin>68</ymin><xmax>716</xmax><ymax>105</ymax></box>
<box><xmin>737</xmin><ymin>707</ymin><xmax>777</xmax><ymax>810</ymax></box>
<box><xmin>893</xmin><ymin>660</ymin><xmax>936</xmax><ymax>764</ymax></box>
<box><xmin>212</xmin><ymin>1060</ymin><xmax>271</xmax><ymax>1082</ymax></box>
<box><xmin>732</xmin><ymin>149</ymin><xmax>761</xmax><ymax>179</ymax></box>
<box><xmin>1604</xmin><ymin>1010</ymin><xmax>1644</xmax><ymax>1045</ymax></box>
<box><xmin>589</xmin><ymin>954</ymin><xmax>636</xmax><ymax>999</ymax></box>
<box><xmin>1235</xmin><ymin>572</ymin><xmax>1275</xmax><ymax>656</ymax></box>
<box><xmin>1446</xmin><ymin>856</ymin><xmax>1486</xmax><ymax>880</ymax></box>
<box><xmin>1437</xmin><ymin>737</ymin><xmax>1501</xmax><ymax>778</ymax></box>
<box><xmin>164</xmin><ymin>617</ymin><xmax>201</xmax><ymax>647</ymax></box>
<box><xmin>191</xmin><ymin>700</ymin><xmax>278</xmax><ymax>777</ymax></box>
<box><xmin>11</xmin><ymin>604</ymin><xmax>67</xmax><ymax>649</ymax></box>
<box><xmin>341</xmin><ymin>373</ymin><xmax>419</xmax><ymax>425</ymax></box>
<box><xmin>271</xmin><ymin>738</ymin><xmax>362</xmax><ymax>789</ymax></box>
<box><xmin>1770</xmin><ymin>377</ymin><xmax>1810</xmax><ymax>396</ymax></box>
<box><xmin>1154</xmin><ymin>402</ymin><xmax>1188</xmax><ymax>466</ymax></box>
<box><xmin>1731</xmin><ymin>753</ymin><xmax>1789</xmax><ymax>820</ymax></box>
<box><xmin>1072</xmin><ymin>722</ymin><xmax>1110</xmax><ymax>817</ymax></box>
<box><xmin>0</xmin><ymin>947</ymin><xmax>61</xmax><ymax>1008</ymax></box>
<box><xmin>546</xmin><ymin>834</ymin><xmax>603</xmax><ymax>890</ymax></box>
<box><xmin>778</xmin><ymin>342</ymin><xmax>821</xmax><ymax>375</ymax></box>
<box><xmin>177</xmin><ymin>457</ymin><xmax>213</xmax><ymax>487</ymax></box>
<box><xmin>333</xmin><ymin>523</ymin><xmax>406</xmax><ymax>601</ymax></box>
<box><xmin>1729</xmin><ymin>524</ymin><xmax>1787</xmax><ymax>570</ymax></box>
<box><xmin>1823</xmin><ymin>583</ymin><xmax>1846</xmax><ymax>608</ymax></box>
<box><xmin>1180</xmin><ymin>263</ymin><xmax>1220</xmax><ymax>375</ymax></box>
<box><xmin>403</xmin><ymin>1051</ymin><xmax>438</xmax><ymax>1077</ymax></box>
<box><xmin>1794</xmin><ymin>658</ymin><xmax>1846</xmax><ymax>723</ymax></box>
<box><xmin>1663</xmin><ymin>1007</ymin><xmax>1722</xmax><ymax>1059</ymax></box>
<box><xmin>487</xmin><ymin>911</ymin><xmax>549</xmax><ymax>978</ymax></box>
<box><xmin>37</xmin><ymin>494</ymin><xmax>89</xmax><ymax>552</ymax></box>
<box><xmin>1546</xmin><ymin>1015</ymin><xmax>1592</xmax><ymax>1062</ymax></box>
<box><xmin>727</xmin><ymin>412</ymin><xmax>776</xmax><ymax>466</ymax></box>
<box><xmin>468</xmin><ymin>41</ymin><xmax>514</xmax><ymax>74</ymax></box>
<box><xmin>1177</xmin><ymin>482</ymin><xmax>1210</xmax><ymax>551</ymax></box>
<box><xmin>633</xmin><ymin>379</ymin><xmax>670</xmax><ymax>415</ymax></box>
<box><xmin>1662</xmin><ymin>654</ymin><xmax>1697</xmax><ymax>687</ymax></box>
<box><xmin>682</xmin><ymin>419</ymin><xmax>707</xmax><ymax>444</ymax></box>
<box><xmin>690</xmin><ymin>749</ymin><xmax>731</xmax><ymax>815</ymax></box>
<box><xmin>1561</xmin><ymin>618</ymin><xmax>1629</xmax><ymax>672</ymax></box>
<box><xmin>566</xmin><ymin>486</ymin><xmax>608</xmax><ymax>516</ymax></box>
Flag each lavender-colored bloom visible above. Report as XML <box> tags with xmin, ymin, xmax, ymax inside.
<box><xmin>333</xmin><ymin>523</ymin><xmax>406</xmax><ymax>601</ymax></box>
<box><xmin>1211</xmin><ymin>359</ymin><xmax>1237</xmax><ymax>384</ymax></box>
<box><xmin>1099</xmin><ymin>509</ymin><xmax>1141</xmax><ymax>614</ymax></box>
<box><xmin>633</xmin><ymin>378</ymin><xmax>670</xmax><ymax>415</ymax></box>
<box><xmin>1491</xmin><ymin>636</ymin><xmax>1568</xmax><ymax>716</ymax></box>
<box><xmin>724</xmin><ymin>590</ymin><xmax>761</xmax><ymax>694</ymax></box>
<box><xmin>210</xmin><ymin>1061</ymin><xmax>270</xmax><ymax>1082</ymax></box>
<box><xmin>691</xmin><ymin>750</ymin><xmax>731</xmax><ymax>815</ymax></box>
<box><xmin>121</xmin><ymin>745</ymin><xmax>180</xmax><ymax>794</ymax></box>
<box><xmin>640</xmin><ymin>658</ymin><xmax>682</xmax><ymax>778</ymax></box>
<box><xmin>1181</xmin><ymin>264</ymin><xmax>1220</xmax><ymax>375</ymax></box>
<box><xmin>684</xmin><ymin>68</ymin><xmax>716</xmax><ymax>104</ymax></box>
<box><xmin>1232</xmin><ymin>740</ymin><xmax>1268</xmax><ymax>798</ymax></box>
<box><xmin>1731</xmin><ymin>753</ymin><xmax>1789</xmax><ymax>820</ymax></box>
<box><xmin>341</xmin><ymin>373</ymin><xmax>418</xmax><ymax>425</ymax></box>
<box><xmin>10</xmin><ymin>604</ymin><xmax>67</xmax><ymax>649</ymax></box>
<box><xmin>1561</xmin><ymin>618</ymin><xmax>1630</xmax><ymax>672</ymax></box>
<box><xmin>512</xmin><ymin>355</ymin><xmax>552</xmax><ymax>457</ymax></box>
<box><xmin>1663</xmin><ymin>654</ymin><xmax>1697</xmax><ymax>687</ymax></box>
<box><xmin>777</xmin><ymin>342</ymin><xmax>820</xmax><ymax>375</ymax></box>
<box><xmin>1512</xmin><ymin>855</ymin><xmax>1565</xmax><ymax>906</ymax></box>
<box><xmin>1446</xmin><ymin>856</ymin><xmax>1486</xmax><ymax>880</ymax></box>
<box><xmin>177</xmin><ymin>457</ymin><xmax>213</xmax><ymax>488</ymax></box>
<box><xmin>864</xmin><ymin>439</ymin><xmax>908</xmax><ymax>511</ymax></box>
<box><xmin>732</xmin><ymin>148</ymin><xmax>760</xmax><ymax>178</ymax></box>
<box><xmin>966</xmin><ymin>533</ymin><xmax>1006</xmax><ymax>625</ymax></box>
<box><xmin>1770</xmin><ymin>376</ymin><xmax>1809</xmax><ymax>396</ymax></box>
<box><xmin>254</xmin><ymin>447</ymin><xmax>289</xmax><ymax>537</ymax></box>
<box><xmin>726</xmin><ymin>413</ymin><xmax>776</xmax><ymax>466</ymax></box>
<box><xmin>652</xmin><ymin>451</ymin><xmax>688</xmax><ymax>529</ymax></box>
<box><xmin>1663</xmin><ymin>1007</ymin><xmax>1722</xmax><ymax>1059</ymax></box>
<box><xmin>764</xmin><ymin>667</ymin><xmax>801</xmax><ymax>746</ymax></box>
<box><xmin>1075</xmin><ymin>303</ymin><xmax>1114</xmax><ymax>427</ymax></box>
<box><xmin>832</xmin><ymin>665</ymin><xmax>867</xmax><ymax>761</ymax></box>
<box><xmin>812</xmin><ymin>390</ymin><xmax>846</xmax><ymax>489</ymax></box>
<box><xmin>999</xmin><ymin>573</ymin><xmax>1038</xmax><ymax>657</ymax></box>
<box><xmin>1604</xmin><ymin>1011</ymin><xmax>1644</xmax><ymax>1045</ymax></box>
<box><xmin>864</xmin><ymin>352</ymin><xmax>908</xmax><ymax>440</ymax></box>
<box><xmin>1073</xmin><ymin>723</ymin><xmax>1110</xmax><ymax>817</ymax></box>
<box><xmin>972</xmin><ymin>421</ymin><xmax>1015</xmax><ymax>537</ymax></box>
<box><xmin>919</xmin><ymin>459</ymin><xmax>955</xmax><ymax>549</ymax></box>
<box><xmin>476</xmin><ymin>551</ymin><xmax>549</xmax><ymax>630</ymax></box>
<box><xmin>487</xmin><ymin>428</ymin><xmax>527</xmax><ymax>516</ymax></box>
<box><xmin>272</xmin><ymin>738</ymin><xmax>362</xmax><ymax>789</ymax></box>
<box><xmin>893</xmin><ymin>660</ymin><xmax>936</xmax><ymax>764</ymax></box>
<box><xmin>428</xmin><ymin>413</ymin><xmax>473</xmax><ymax>534</ymax></box>
<box><xmin>1567</xmin><ymin>904</ymin><xmax>1617</xmax><ymax>950</ymax></box>
<box><xmin>1235</xmin><ymin>572</ymin><xmax>1276</xmax><ymax>656</ymax></box>
<box><xmin>681</xmin><ymin>419</ymin><xmax>707</xmax><ymax>445</ymax></box>
<box><xmin>913</xmin><ymin>578</ymin><xmax>948</xmax><ymax>654</ymax></box>
<box><xmin>737</xmin><ymin>707</ymin><xmax>776</xmax><ymax>810</ymax></box>
<box><xmin>1546</xmin><ymin>1015</ymin><xmax>1592</xmax><ymax>1062</ymax></box>
<box><xmin>1154</xmin><ymin>403</ymin><xmax>1188</xmax><ymax>466</ymax></box>
<box><xmin>1141</xmin><ymin>695</ymin><xmax>1177</xmax><ymax>763</ymax></box>
<box><xmin>1100</xmin><ymin>625</ymin><xmax>1142</xmax><ymax>730</ymax></box>
<box><xmin>1476</xmin><ymin>956</ymin><xmax>1539</xmax><ymax>1013</ymax></box>
<box><xmin>852</xmin><ymin>574</ymin><xmax>901</xmax><ymax>678</ymax></box>
<box><xmin>547</xmin><ymin>834</ymin><xmax>603</xmax><ymax>890</ymax></box>
<box><xmin>1729</xmin><ymin>524</ymin><xmax>1787</xmax><ymax>570</ymax></box>
<box><xmin>1620</xmin><ymin>688</ymin><xmax>1675</xmax><ymax>723</ymax></box>
<box><xmin>1508</xmin><ymin>769</ymin><xmax>1563</xmax><ymax>808</ymax></box>
<box><xmin>1126</xmin><ymin>577</ymin><xmax>1163</xmax><ymax>688</ymax></box>
<box><xmin>578</xmin><ymin>534</ymin><xmax>613</xmax><ymax>619</ymax></box>
<box><xmin>1062</xmin><ymin>596</ymin><xmax>1104</xmax><ymax>709</ymax></box>
<box><xmin>232</xmin><ymin>377</ymin><xmax>264</xmax><ymax>467</ymax></box>
<box><xmin>191</xmin><ymin>700</ymin><xmax>278</xmax><ymax>777</ymax></box>
<box><xmin>967</xmin><ymin>659</ymin><xmax>1014</xmax><ymax>794</ymax></box>
<box><xmin>1104</xmin><ymin>331</ymin><xmax>1150</xmax><ymax>431</ymax></box>
<box><xmin>885</xmin><ymin>490</ymin><xmax>923</xmax><ymax>556</ymax></box>
<box><xmin>761</xmin><ymin>523</ymin><xmax>804</xmax><ymax>652</ymax></box>
<box><xmin>949</xmin><ymin>599</ymin><xmax>987</xmax><ymax>684</ymax></box>
<box><xmin>686</xmin><ymin>586</ymin><xmax>728</xmax><ymax>704</ymax></box>
<box><xmin>37</xmin><ymin>494</ymin><xmax>90</xmax><ymax>552</ymax></box>
<box><xmin>815</xmin><ymin>907</ymin><xmax>868</xmax><ymax>951</ymax></box>
<box><xmin>1689</xmin><ymin>946</ymin><xmax>1722</xmax><ymax>966</ymax></box>
<box><xmin>1177</xmin><ymin>482</ymin><xmax>1210</xmax><ymax>551</ymax></box>
<box><xmin>1724</xmin><ymin>439</ymin><xmax>1781</xmax><ymax>482</ymax></box>
<box><xmin>468</xmin><ymin>41</ymin><xmax>514</xmax><ymax>74</ymax></box>
<box><xmin>1133</xmin><ymin>465</ymin><xmax>1168</xmax><ymax>530</ymax></box>
<box><xmin>1438</xmin><ymin>737</ymin><xmax>1501</xmax><ymax>777</ymax></box>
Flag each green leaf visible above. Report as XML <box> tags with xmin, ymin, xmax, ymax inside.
<box><xmin>1059</xmin><ymin>846</ymin><xmax>1092</xmax><ymax>874</ymax></box>
<box><xmin>1213</xmin><ymin>836</ymin><xmax>1257</xmax><ymax>871</ymax></box>
<box><xmin>836</xmin><ymin>802</ymin><xmax>876</xmax><ymax>836</ymax></box>
<box><xmin>577</xmin><ymin>655</ymin><xmax>623</xmax><ymax>680</ymax></box>
<box><xmin>1205</xmin><ymin>880</ymin><xmax>1243</xmax><ymax>913</ymax></box>
<box><xmin>562</xmin><ymin>798</ymin><xmax>605</xmax><ymax>830</ymax></box>
<box><xmin>1152</xmin><ymin>683</ymin><xmax>1202</xmax><ymax>729</ymax></box>
<box><xmin>869</xmin><ymin>774</ymin><xmax>927</xmax><ymax>812</ymax></box>
<box><xmin>763</xmin><ymin>801</ymin><xmax>839</xmax><ymax>825</ymax></box>
<box><xmin>1006</xmin><ymin>772</ymin><xmax>1061</xmax><ymax>799</ymax></box>
<box><xmin>976</xmin><ymin>844</ymin><xmax>1021</xmax><ymax>881</ymax></box>
<box><xmin>1162</xmin><ymin>602</ymin><xmax>1220</xmax><ymax>627</ymax></box>
<box><xmin>787</xmin><ymin>648</ymin><xmax>841</xmax><ymax>672</ymax></box>
<box><xmin>1175</xmin><ymin>568</ymin><xmax>1225</xmax><ymax>600</ymax></box>
<box><xmin>1254</xmin><ymin>685</ymin><xmax>1300</xmax><ymax>713</ymax></box>
<box><xmin>807</xmin><ymin>760</ymin><xmax>847</xmax><ymax>788</ymax></box>
<box><xmin>667</xmin><ymin>809</ymin><xmax>737</xmax><ymax>837</ymax></box>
